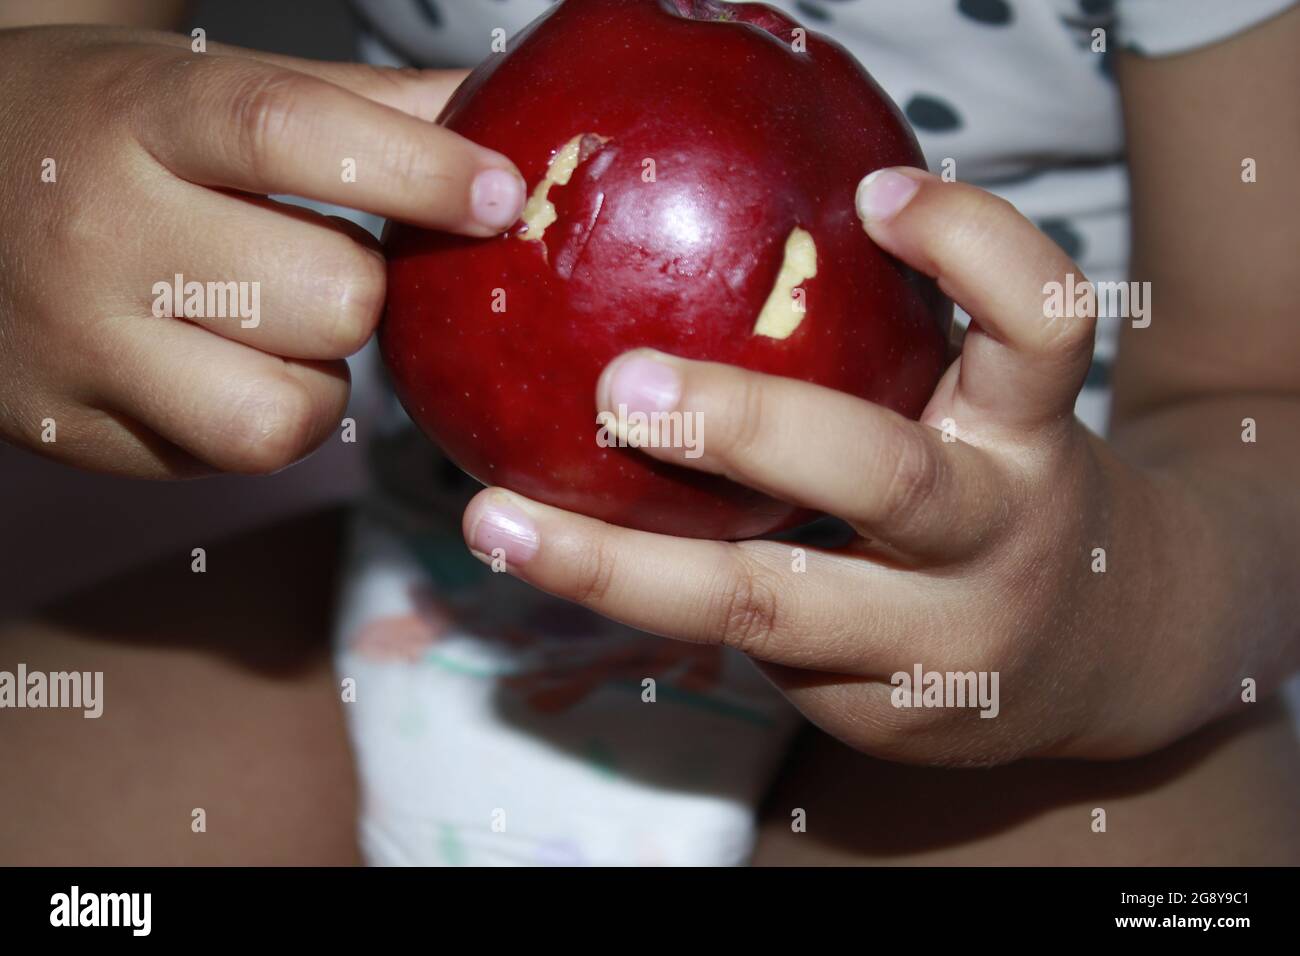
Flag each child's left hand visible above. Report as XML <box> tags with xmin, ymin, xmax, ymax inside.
<box><xmin>462</xmin><ymin>168</ymin><xmax>1235</xmax><ymax>767</ymax></box>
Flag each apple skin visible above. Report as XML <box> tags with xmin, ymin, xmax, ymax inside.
<box><xmin>381</xmin><ymin>0</ymin><xmax>951</xmax><ymax>540</ymax></box>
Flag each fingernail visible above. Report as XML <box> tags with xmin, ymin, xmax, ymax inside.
<box><xmin>470</xmin><ymin>167</ymin><xmax>525</xmax><ymax>231</ymax></box>
<box><xmin>604</xmin><ymin>352</ymin><xmax>681</xmax><ymax>415</ymax></box>
<box><xmin>856</xmin><ymin>168</ymin><xmax>920</xmax><ymax>224</ymax></box>
<box><xmin>467</xmin><ymin>496</ymin><xmax>538</xmax><ymax>565</ymax></box>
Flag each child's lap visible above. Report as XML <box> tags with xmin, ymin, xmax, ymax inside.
<box><xmin>4</xmin><ymin>507</ymin><xmax>1295</xmax><ymax>865</ymax></box>
<box><xmin>753</xmin><ymin>701</ymin><xmax>1300</xmax><ymax>865</ymax></box>
<box><xmin>0</xmin><ymin>508</ymin><xmax>360</xmax><ymax>865</ymax></box>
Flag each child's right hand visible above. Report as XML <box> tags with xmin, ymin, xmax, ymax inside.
<box><xmin>0</xmin><ymin>25</ymin><xmax>524</xmax><ymax>477</ymax></box>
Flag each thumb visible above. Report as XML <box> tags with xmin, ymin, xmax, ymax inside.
<box><xmin>856</xmin><ymin>167</ymin><xmax>1095</xmax><ymax>433</ymax></box>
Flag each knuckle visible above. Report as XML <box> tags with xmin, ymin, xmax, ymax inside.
<box><xmin>966</xmin><ymin>191</ymin><xmax>1020</xmax><ymax>230</ymax></box>
<box><xmin>91</xmin><ymin>50</ymin><xmax>154</xmax><ymax>119</ymax></box>
<box><xmin>1039</xmin><ymin>300</ymin><xmax>1097</xmax><ymax>362</ymax></box>
<box><xmin>711</xmin><ymin>554</ymin><xmax>782</xmax><ymax>658</ymax></box>
<box><xmin>326</xmin><ymin>249</ymin><xmax>386</xmax><ymax>355</ymax></box>
<box><xmin>43</xmin><ymin>201</ymin><xmax>97</xmax><ymax>277</ymax></box>
<box><xmin>878</xmin><ymin>426</ymin><xmax>943</xmax><ymax>531</ymax></box>
<box><xmin>570</xmin><ymin>536</ymin><xmax>618</xmax><ymax>607</ymax></box>
<box><xmin>931</xmin><ymin>190</ymin><xmax>1014</xmax><ymax>265</ymax></box>
<box><xmin>222</xmin><ymin>377</ymin><xmax>319</xmax><ymax>474</ymax></box>
<box><xmin>226</xmin><ymin>70</ymin><xmax>308</xmax><ymax>182</ymax></box>
<box><xmin>380</xmin><ymin>131</ymin><xmax>444</xmax><ymax>190</ymax></box>
<box><xmin>719</xmin><ymin>374</ymin><xmax>767</xmax><ymax>465</ymax></box>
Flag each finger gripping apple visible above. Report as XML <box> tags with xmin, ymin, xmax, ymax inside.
<box><xmin>381</xmin><ymin>0</ymin><xmax>951</xmax><ymax>539</ymax></box>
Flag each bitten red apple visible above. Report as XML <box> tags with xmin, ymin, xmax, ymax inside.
<box><xmin>381</xmin><ymin>0</ymin><xmax>951</xmax><ymax>540</ymax></box>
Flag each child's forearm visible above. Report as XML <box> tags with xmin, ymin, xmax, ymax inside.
<box><xmin>1109</xmin><ymin>393</ymin><xmax>1300</xmax><ymax>699</ymax></box>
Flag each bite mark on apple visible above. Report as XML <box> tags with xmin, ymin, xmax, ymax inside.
<box><xmin>554</xmin><ymin>191</ymin><xmax>605</xmax><ymax>280</ymax></box>
<box><xmin>520</xmin><ymin>133</ymin><xmax>610</xmax><ymax>247</ymax></box>
<box><xmin>753</xmin><ymin>227</ymin><xmax>817</xmax><ymax>339</ymax></box>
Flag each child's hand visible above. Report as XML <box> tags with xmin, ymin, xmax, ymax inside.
<box><xmin>0</xmin><ymin>25</ymin><xmax>524</xmax><ymax>476</ymax></box>
<box><xmin>463</xmin><ymin>168</ymin><xmax>1230</xmax><ymax>766</ymax></box>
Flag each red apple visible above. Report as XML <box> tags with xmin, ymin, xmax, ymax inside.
<box><xmin>381</xmin><ymin>0</ymin><xmax>951</xmax><ymax>540</ymax></box>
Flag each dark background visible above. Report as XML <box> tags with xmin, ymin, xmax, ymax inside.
<box><xmin>189</xmin><ymin>0</ymin><xmax>356</xmax><ymax>60</ymax></box>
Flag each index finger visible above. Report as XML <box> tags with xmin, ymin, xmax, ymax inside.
<box><xmin>135</xmin><ymin>53</ymin><xmax>524</xmax><ymax>236</ymax></box>
<box><xmin>114</xmin><ymin>28</ymin><xmax>469</xmax><ymax>121</ymax></box>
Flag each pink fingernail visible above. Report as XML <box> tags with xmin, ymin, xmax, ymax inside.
<box><xmin>468</xmin><ymin>497</ymin><xmax>538</xmax><ymax>565</ymax></box>
<box><xmin>856</xmin><ymin>169</ymin><xmax>920</xmax><ymax>223</ymax></box>
<box><xmin>470</xmin><ymin>167</ymin><xmax>525</xmax><ymax>231</ymax></box>
<box><xmin>605</xmin><ymin>353</ymin><xmax>681</xmax><ymax>415</ymax></box>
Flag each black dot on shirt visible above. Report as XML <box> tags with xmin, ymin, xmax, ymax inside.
<box><xmin>958</xmin><ymin>0</ymin><xmax>1014</xmax><ymax>27</ymax></box>
<box><xmin>905</xmin><ymin>95</ymin><xmax>964</xmax><ymax>132</ymax></box>
<box><xmin>795</xmin><ymin>2</ymin><xmax>831</xmax><ymax>22</ymax></box>
<box><xmin>1079</xmin><ymin>0</ymin><xmax>1115</xmax><ymax>16</ymax></box>
<box><xmin>1099</xmin><ymin>45</ymin><xmax>1116</xmax><ymax>81</ymax></box>
<box><xmin>1038</xmin><ymin>219</ymin><xmax>1085</xmax><ymax>259</ymax></box>
<box><xmin>415</xmin><ymin>0</ymin><xmax>442</xmax><ymax>28</ymax></box>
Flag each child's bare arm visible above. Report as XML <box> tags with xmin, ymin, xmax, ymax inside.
<box><xmin>1108</xmin><ymin>6</ymin><xmax>1300</xmax><ymax>691</ymax></box>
